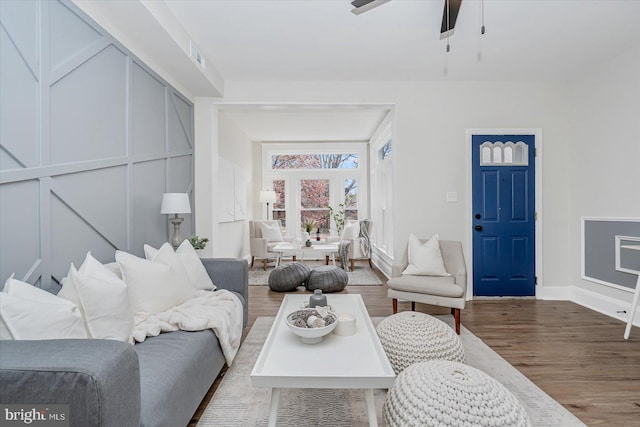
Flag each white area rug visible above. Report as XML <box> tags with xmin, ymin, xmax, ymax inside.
<box><xmin>249</xmin><ymin>264</ymin><xmax>382</xmax><ymax>286</ymax></box>
<box><xmin>197</xmin><ymin>316</ymin><xmax>586</xmax><ymax>427</ymax></box>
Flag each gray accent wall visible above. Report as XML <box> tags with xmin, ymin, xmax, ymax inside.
<box><xmin>0</xmin><ymin>0</ymin><xmax>194</xmax><ymax>291</ymax></box>
<box><xmin>583</xmin><ymin>219</ymin><xmax>640</xmax><ymax>290</ymax></box>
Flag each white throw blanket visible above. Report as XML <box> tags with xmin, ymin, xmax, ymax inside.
<box><xmin>132</xmin><ymin>289</ymin><xmax>243</xmax><ymax>366</ymax></box>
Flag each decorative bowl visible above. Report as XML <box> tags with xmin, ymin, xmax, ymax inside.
<box><xmin>285</xmin><ymin>308</ymin><xmax>338</xmax><ymax>344</ymax></box>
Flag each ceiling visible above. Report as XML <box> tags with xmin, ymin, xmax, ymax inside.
<box><xmin>160</xmin><ymin>0</ymin><xmax>640</xmax><ymax>142</ymax></box>
<box><xmin>165</xmin><ymin>0</ymin><xmax>640</xmax><ymax>82</ymax></box>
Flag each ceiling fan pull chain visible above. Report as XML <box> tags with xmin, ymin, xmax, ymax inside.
<box><xmin>481</xmin><ymin>0</ymin><xmax>486</xmax><ymax>34</ymax></box>
<box><xmin>446</xmin><ymin>0</ymin><xmax>451</xmax><ymax>52</ymax></box>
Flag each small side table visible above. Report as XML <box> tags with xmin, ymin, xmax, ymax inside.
<box><xmin>625</xmin><ymin>274</ymin><xmax>640</xmax><ymax>340</ymax></box>
<box><xmin>621</xmin><ymin>244</ymin><xmax>640</xmax><ymax>340</ymax></box>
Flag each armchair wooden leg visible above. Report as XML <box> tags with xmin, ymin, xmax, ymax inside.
<box><xmin>251</xmin><ymin>256</ymin><xmax>255</xmax><ymax>268</ymax></box>
<box><xmin>293</xmin><ymin>255</ymin><xmax>297</xmax><ymax>261</ymax></box>
<box><xmin>453</xmin><ymin>308</ymin><xmax>461</xmax><ymax>335</ymax></box>
<box><xmin>411</xmin><ymin>301</ymin><xmax>416</xmax><ymax>311</ymax></box>
<box><xmin>263</xmin><ymin>259</ymin><xmax>267</xmax><ymax>271</ymax></box>
<box><xmin>392</xmin><ymin>298</ymin><xmax>398</xmax><ymax>314</ymax></box>
<box><xmin>350</xmin><ymin>259</ymin><xmax>355</xmax><ymax>271</ymax></box>
<box><xmin>368</xmin><ymin>258</ymin><xmax>372</xmax><ymax>268</ymax></box>
<box><xmin>325</xmin><ymin>255</ymin><xmax>329</xmax><ymax>265</ymax></box>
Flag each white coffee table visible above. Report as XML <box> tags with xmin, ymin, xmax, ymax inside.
<box><xmin>250</xmin><ymin>294</ymin><xmax>395</xmax><ymax>427</ymax></box>
<box><xmin>272</xmin><ymin>243</ymin><xmax>338</xmax><ymax>267</ymax></box>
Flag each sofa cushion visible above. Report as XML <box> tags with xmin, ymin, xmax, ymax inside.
<box><xmin>175</xmin><ymin>241</ymin><xmax>216</xmax><ymax>290</ymax></box>
<box><xmin>66</xmin><ymin>264</ymin><xmax>134</xmax><ymax>342</ymax></box>
<box><xmin>144</xmin><ymin>241</ymin><xmax>216</xmax><ymax>291</ymax></box>
<box><xmin>135</xmin><ymin>330</ymin><xmax>225</xmax><ymax>427</ymax></box>
<box><xmin>1</xmin><ymin>276</ymin><xmax>87</xmax><ymax>340</ymax></box>
<box><xmin>58</xmin><ymin>252</ymin><xmax>134</xmax><ymax>342</ymax></box>
<box><xmin>115</xmin><ymin>251</ymin><xmax>197</xmax><ymax>315</ymax></box>
<box><xmin>387</xmin><ymin>275</ymin><xmax>463</xmax><ymax>298</ymax></box>
<box><xmin>266</xmin><ymin>241</ymin><xmax>286</xmax><ymax>251</ymax></box>
<box><xmin>0</xmin><ymin>339</ymin><xmax>141</xmax><ymax>427</ymax></box>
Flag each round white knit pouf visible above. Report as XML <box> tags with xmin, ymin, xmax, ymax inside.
<box><xmin>383</xmin><ymin>361</ymin><xmax>532</xmax><ymax>427</ymax></box>
<box><xmin>376</xmin><ymin>311</ymin><xmax>465</xmax><ymax>374</ymax></box>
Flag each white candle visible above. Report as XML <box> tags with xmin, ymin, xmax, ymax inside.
<box><xmin>334</xmin><ymin>313</ymin><xmax>356</xmax><ymax>336</ymax></box>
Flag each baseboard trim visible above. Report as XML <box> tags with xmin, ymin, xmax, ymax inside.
<box><xmin>371</xmin><ymin>248</ymin><xmax>392</xmax><ymax>279</ymax></box>
<box><xmin>536</xmin><ymin>285</ymin><xmax>572</xmax><ymax>300</ymax></box>
<box><xmin>570</xmin><ymin>285</ymin><xmax>640</xmax><ymax>328</ymax></box>
<box><xmin>534</xmin><ymin>284</ymin><xmax>639</xmax><ymax>328</ymax></box>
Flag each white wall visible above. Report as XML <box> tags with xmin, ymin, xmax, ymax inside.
<box><xmin>215</xmin><ymin>112</ymin><xmax>256</xmax><ymax>259</ymax></box>
<box><xmin>217</xmin><ymin>81</ymin><xmax>573</xmax><ymax>289</ymax></box>
<box><xmin>68</xmin><ymin>0</ymin><xmax>640</xmax><ymax>325</ymax></box>
<box><xmin>567</xmin><ymin>47</ymin><xmax>640</xmax><ymax>316</ymax></box>
<box><xmin>193</xmin><ymin>98</ymin><xmax>217</xmax><ymax>258</ymax></box>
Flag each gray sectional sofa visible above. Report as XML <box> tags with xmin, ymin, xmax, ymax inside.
<box><xmin>0</xmin><ymin>258</ymin><xmax>248</xmax><ymax>427</ymax></box>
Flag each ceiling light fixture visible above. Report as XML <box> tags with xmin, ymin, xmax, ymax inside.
<box><xmin>350</xmin><ymin>0</ymin><xmax>391</xmax><ymax>15</ymax></box>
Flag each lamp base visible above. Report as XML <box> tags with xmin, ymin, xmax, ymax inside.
<box><xmin>169</xmin><ymin>216</ymin><xmax>184</xmax><ymax>249</ymax></box>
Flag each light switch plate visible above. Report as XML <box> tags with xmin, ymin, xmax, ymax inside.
<box><xmin>446</xmin><ymin>191</ymin><xmax>458</xmax><ymax>203</ymax></box>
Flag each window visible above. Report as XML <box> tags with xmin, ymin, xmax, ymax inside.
<box><xmin>300</xmin><ymin>179</ymin><xmax>330</xmax><ymax>231</ymax></box>
<box><xmin>262</xmin><ymin>143</ymin><xmax>368</xmax><ymax>236</ymax></box>
<box><xmin>379</xmin><ymin>140</ymin><xmax>392</xmax><ymax>161</ymax></box>
<box><xmin>272</xmin><ymin>154</ymin><xmax>358</xmax><ymax>169</ymax></box>
<box><xmin>272</xmin><ymin>179</ymin><xmax>286</xmax><ymax>229</ymax></box>
<box><xmin>345</xmin><ymin>179</ymin><xmax>358</xmax><ymax>220</ymax></box>
<box><xmin>371</xmin><ymin>127</ymin><xmax>393</xmax><ymax>257</ymax></box>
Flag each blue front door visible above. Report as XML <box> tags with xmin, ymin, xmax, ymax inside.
<box><xmin>472</xmin><ymin>134</ymin><xmax>536</xmax><ymax>296</ymax></box>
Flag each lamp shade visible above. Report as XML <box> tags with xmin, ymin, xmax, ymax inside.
<box><xmin>259</xmin><ymin>190</ymin><xmax>277</xmax><ymax>203</ymax></box>
<box><xmin>160</xmin><ymin>193</ymin><xmax>192</xmax><ymax>214</ymax></box>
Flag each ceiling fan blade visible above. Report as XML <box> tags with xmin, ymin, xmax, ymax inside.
<box><xmin>440</xmin><ymin>0</ymin><xmax>463</xmax><ymax>38</ymax></box>
<box><xmin>351</xmin><ymin>0</ymin><xmax>392</xmax><ymax>15</ymax></box>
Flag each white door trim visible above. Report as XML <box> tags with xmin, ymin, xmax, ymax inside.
<box><xmin>465</xmin><ymin>128</ymin><xmax>544</xmax><ymax>300</ymax></box>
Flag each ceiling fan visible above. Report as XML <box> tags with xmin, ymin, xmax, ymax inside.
<box><xmin>350</xmin><ymin>0</ymin><xmax>466</xmax><ymax>39</ymax></box>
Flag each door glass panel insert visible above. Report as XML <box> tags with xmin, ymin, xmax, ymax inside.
<box><xmin>480</xmin><ymin>141</ymin><xmax>529</xmax><ymax>166</ymax></box>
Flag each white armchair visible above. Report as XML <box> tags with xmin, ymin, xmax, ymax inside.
<box><xmin>327</xmin><ymin>220</ymin><xmax>373</xmax><ymax>271</ymax></box>
<box><xmin>387</xmin><ymin>239</ymin><xmax>467</xmax><ymax>334</ymax></box>
<box><xmin>249</xmin><ymin>220</ymin><xmax>293</xmax><ymax>270</ymax></box>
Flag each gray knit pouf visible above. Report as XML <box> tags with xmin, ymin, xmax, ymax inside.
<box><xmin>376</xmin><ymin>311</ymin><xmax>465</xmax><ymax>374</ymax></box>
<box><xmin>383</xmin><ymin>361</ymin><xmax>531</xmax><ymax>427</ymax></box>
<box><xmin>305</xmin><ymin>265</ymin><xmax>348</xmax><ymax>293</ymax></box>
<box><xmin>268</xmin><ymin>262</ymin><xmax>311</xmax><ymax>292</ymax></box>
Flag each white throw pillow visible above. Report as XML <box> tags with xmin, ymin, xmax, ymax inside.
<box><xmin>1</xmin><ymin>276</ymin><xmax>87</xmax><ymax>340</ymax></box>
<box><xmin>65</xmin><ymin>260</ymin><xmax>134</xmax><ymax>342</ymax></box>
<box><xmin>175</xmin><ymin>240</ymin><xmax>216</xmax><ymax>290</ymax></box>
<box><xmin>104</xmin><ymin>262</ymin><xmax>123</xmax><ymax>279</ymax></box>
<box><xmin>260</xmin><ymin>222</ymin><xmax>283</xmax><ymax>242</ymax></box>
<box><xmin>341</xmin><ymin>221</ymin><xmax>360</xmax><ymax>241</ymax></box>
<box><xmin>58</xmin><ymin>252</ymin><xmax>128</xmax><ymax>335</ymax></box>
<box><xmin>144</xmin><ymin>242</ymin><xmax>215</xmax><ymax>291</ymax></box>
<box><xmin>402</xmin><ymin>234</ymin><xmax>451</xmax><ymax>276</ymax></box>
<box><xmin>145</xmin><ymin>242</ymin><xmax>195</xmax><ymax>287</ymax></box>
<box><xmin>116</xmin><ymin>250</ymin><xmax>197</xmax><ymax>315</ymax></box>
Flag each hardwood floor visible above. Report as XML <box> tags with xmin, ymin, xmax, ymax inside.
<box><xmin>190</xmin><ymin>266</ymin><xmax>640</xmax><ymax>426</ymax></box>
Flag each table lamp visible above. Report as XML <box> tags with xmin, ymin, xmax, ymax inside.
<box><xmin>160</xmin><ymin>193</ymin><xmax>191</xmax><ymax>248</ymax></box>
